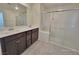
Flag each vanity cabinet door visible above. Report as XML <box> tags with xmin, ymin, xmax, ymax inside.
<box><xmin>16</xmin><ymin>36</ymin><xmax>26</xmax><ymax>54</ymax></box>
<box><xmin>32</xmin><ymin>28</ymin><xmax>39</xmax><ymax>43</ymax></box>
<box><xmin>26</xmin><ymin>30</ymin><xmax>32</xmax><ymax>48</ymax></box>
<box><xmin>5</xmin><ymin>40</ymin><xmax>17</xmax><ymax>55</ymax></box>
<box><xmin>4</xmin><ymin>36</ymin><xmax>26</xmax><ymax>55</ymax></box>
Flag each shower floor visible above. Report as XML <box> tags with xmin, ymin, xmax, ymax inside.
<box><xmin>22</xmin><ymin>40</ymin><xmax>79</xmax><ymax>55</ymax></box>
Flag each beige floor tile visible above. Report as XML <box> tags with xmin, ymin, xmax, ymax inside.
<box><xmin>22</xmin><ymin>40</ymin><xmax>79</xmax><ymax>55</ymax></box>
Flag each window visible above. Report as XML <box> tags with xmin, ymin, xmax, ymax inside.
<box><xmin>0</xmin><ymin>12</ymin><xmax>4</xmax><ymax>28</ymax></box>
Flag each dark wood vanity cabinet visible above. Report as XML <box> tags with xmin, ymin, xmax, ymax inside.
<box><xmin>0</xmin><ymin>28</ymin><xmax>39</xmax><ymax>55</ymax></box>
<box><xmin>5</xmin><ymin>36</ymin><xmax>26</xmax><ymax>55</ymax></box>
<box><xmin>1</xmin><ymin>32</ymin><xmax>26</xmax><ymax>55</ymax></box>
<box><xmin>26</xmin><ymin>28</ymin><xmax>39</xmax><ymax>47</ymax></box>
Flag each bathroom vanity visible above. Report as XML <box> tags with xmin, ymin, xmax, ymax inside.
<box><xmin>0</xmin><ymin>26</ymin><xmax>39</xmax><ymax>55</ymax></box>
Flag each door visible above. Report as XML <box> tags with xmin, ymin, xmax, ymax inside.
<box><xmin>32</xmin><ymin>28</ymin><xmax>39</xmax><ymax>43</ymax></box>
<box><xmin>16</xmin><ymin>36</ymin><xmax>26</xmax><ymax>54</ymax></box>
<box><xmin>5</xmin><ymin>40</ymin><xmax>17</xmax><ymax>55</ymax></box>
<box><xmin>26</xmin><ymin>31</ymin><xmax>32</xmax><ymax>47</ymax></box>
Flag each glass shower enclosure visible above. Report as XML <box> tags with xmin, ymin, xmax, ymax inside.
<box><xmin>40</xmin><ymin>9</ymin><xmax>79</xmax><ymax>51</ymax></box>
<box><xmin>49</xmin><ymin>9</ymin><xmax>79</xmax><ymax>51</ymax></box>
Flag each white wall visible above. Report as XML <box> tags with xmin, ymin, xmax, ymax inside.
<box><xmin>32</xmin><ymin>4</ymin><xmax>41</xmax><ymax>27</ymax></box>
<box><xmin>26</xmin><ymin>5</ymin><xmax>32</xmax><ymax>27</ymax></box>
<box><xmin>26</xmin><ymin>3</ymin><xmax>41</xmax><ymax>27</ymax></box>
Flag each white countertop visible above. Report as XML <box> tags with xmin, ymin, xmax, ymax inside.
<box><xmin>0</xmin><ymin>26</ymin><xmax>39</xmax><ymax>38</ymax></box>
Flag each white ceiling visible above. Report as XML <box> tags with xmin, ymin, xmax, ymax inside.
<box><xmin>20</xmin><ymin>3</ymin><xmax>79</xmax><ymax>9</ymax></box>
<box><xmin>42</xmin><ymin>3</ymin><xmax>79</xmax><ymax>8</ymax></box>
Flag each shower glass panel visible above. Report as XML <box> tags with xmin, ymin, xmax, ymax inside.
<box><xmin>50</xmin><ymin>10</ymin><xmax>79</xmax><ymax>50</ymax></box>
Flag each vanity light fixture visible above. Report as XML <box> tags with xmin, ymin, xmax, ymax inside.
<box><xmin>15</xmin><ymin>5</ymin><xmax>19</xmax><ymax>10</ymax></box>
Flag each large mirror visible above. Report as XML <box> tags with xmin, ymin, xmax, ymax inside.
<box><xmin>0</xmin><ymin>3</ymin><xmax>27</xmax><ymax>28</ymax></box>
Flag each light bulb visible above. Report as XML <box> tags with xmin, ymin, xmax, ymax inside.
<box><xmin>15</xmin><ymin>5</ymin><xmax>19</xmax><ymax>10</ymax></box>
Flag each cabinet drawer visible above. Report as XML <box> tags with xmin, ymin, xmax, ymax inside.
<box><xmin>4</xmin><ymin>32</ymin><xmax>26</xmax><ymax>43</ymax></box>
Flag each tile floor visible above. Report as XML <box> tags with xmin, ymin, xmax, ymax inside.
<box><xmin>22</xmin><ymin>40</ymin><xmax>79</xmax><ymax>55</ymax></box>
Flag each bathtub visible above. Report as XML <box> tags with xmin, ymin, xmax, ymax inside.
<box><xmin>39</xmin><ymin>30</ymin><xmax>49</xmax><ymax>42</ymax></box>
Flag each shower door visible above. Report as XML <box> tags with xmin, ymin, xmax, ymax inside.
<box><xmin>50</xmin><ymin>10</ymin><xmax>79</xmax><ymax>50</ymax></box>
